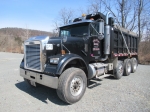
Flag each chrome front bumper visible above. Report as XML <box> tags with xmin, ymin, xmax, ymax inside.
<box><xmin>20</xmin><ymin>68</ymin><xmax>58</xmax><ymax>89</ymax></box>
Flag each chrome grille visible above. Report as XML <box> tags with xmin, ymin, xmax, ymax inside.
<box><xmin>25</xmin><ymin>44</ymin><xmax>41</xmax><ymax>71</ymax></box>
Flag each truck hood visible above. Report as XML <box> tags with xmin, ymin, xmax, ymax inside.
<box><xmin>48</xmin><ymin>37</ymin><xmax>61</xmax><ymax>44</ymax></box>
<box><xmin>47</xmin><ymin>36</ymin><xmax>85</xmax><ymax>56</ymax></box>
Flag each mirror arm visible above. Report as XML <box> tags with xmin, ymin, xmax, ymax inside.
<box><xmin>90</xmin><ymin>23</ymin><xmax>100</xmax><ymax>35</ymax></box>
<box><xmin>89</xmin><ymin>22</ymin><xmax>104</xmax><ymax>40</ymax></box>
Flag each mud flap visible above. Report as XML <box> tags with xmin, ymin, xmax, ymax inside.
<box><xmin>30</xmin><ymin>80</ymin><xmax>36</xmax><ymax>87</ymax></box>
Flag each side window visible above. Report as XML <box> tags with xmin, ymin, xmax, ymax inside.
<box><xmin>61</xmin><ymin>30</ymin><xmax>70</xmax><ymax>37</ymax></box>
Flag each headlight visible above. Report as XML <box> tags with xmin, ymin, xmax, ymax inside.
<box><xmin>46</xmin><ymin>44</ymin><xmax>53</xmax><ymax>50</ymax></box>
<box><xmin>50</xmin><ymin>58</ymin><xmax>59</xmax><ymax>64</ymax></box>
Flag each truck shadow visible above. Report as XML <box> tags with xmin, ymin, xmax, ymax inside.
<box><xmin>88</xmin><ymin>79</ymin><xmax>102</xmax><ymax>89</ymax></box>
<box><xmin>88</xmin><ymin>75</ymin><xmax>116</xmax><ymax>89</ymax></box>
<box><xmin>15</xmin><ymin>75</ymin><xmax>115</xmax><ymax>105</ymax></box>
<box><xmin>104</xmin><ymin>75</ymin><xmax>116</xmax><ymax>80</ymax></box>
<box><xmin>15</xmin><ymin>81</ymin><xmax>68</xmax><ymax>106</ymax></box>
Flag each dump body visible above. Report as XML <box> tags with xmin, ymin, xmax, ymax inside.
<box><xmin>109</xmin><ymin>26</ymin><xmax>138</xmax><ymax>59</ymax></box>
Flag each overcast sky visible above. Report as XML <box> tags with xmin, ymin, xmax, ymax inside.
<box><xmin>0</xmin><ymin>0</ymin><xmax>89</xmax><ymax>32</ymax></box>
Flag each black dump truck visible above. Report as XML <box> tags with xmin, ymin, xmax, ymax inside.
<box><xmin>20</xmin><ymin>12</ymin><xmax>138</xmax><ymax>104</ymax></box>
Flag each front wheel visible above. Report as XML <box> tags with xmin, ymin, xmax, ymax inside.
<box><xmin>57</xmin><ymin>68</ymin><xmax>87</xmax><ymax>104</ymax></box>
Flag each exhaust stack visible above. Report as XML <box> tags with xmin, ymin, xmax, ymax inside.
<box><xmin>99</xmin><ymin>12</ymin><xmax>110</xmax><ymax>61</ymax></box>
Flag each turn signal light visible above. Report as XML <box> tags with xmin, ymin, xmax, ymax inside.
<box><xmin>61</xmin><ymin>50</ymin><xmax>66</xmax><ymax>55</ymax></box>
<box><xmin>90</xmin><ymin>18</ymin><xmax>94</xmax><ymax>20</ymax></box>
<box><xmin>82</xmin><ymin>14</ymin><xmax>86</xmax><ymax>17</ymax></box>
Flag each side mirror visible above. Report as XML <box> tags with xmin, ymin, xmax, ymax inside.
<box><xmin>89</xmin><ymin>21</ymin><xmax>104</xmax><ymax>40</ymax></box>
<box><xmin>97</xmin><ymin>21</ymin><xmax>104</xmax><ymax>40</ymax></box>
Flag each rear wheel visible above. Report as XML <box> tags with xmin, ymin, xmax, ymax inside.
<box><xmin>57</xmin><ymin>68</ymin><xmax>87</xmax><ymax>104</ymax></box>
<box><xmin>113</xmin><ymin>61</ymin><xmax>124</xmax><ymax>79</ymax></box>
<box><xmin>124</xmin><ymin>59</ymin><xmax>131</xmax><ymax>76</ymax></box>
<box><xmin>131</xmin><ymin>58</ymin><xmax>137</xmax><ymax>73</ymax></box>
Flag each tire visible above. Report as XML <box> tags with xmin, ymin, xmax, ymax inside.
<box><xmin>113</xmin><ymin>61</ymin><xmax>124</xmax><ymax>79</ymax></box>
<box><xmin>123</xmin><ymin>59</ymin><xmax>132</xmax><ymax>76</ymax></box>
<box><xmin>57</xmin><ymin>68</ymin><xmax>87</xmax><ymax>104</ymax></box>
<box><xmin>130</xmin><ymin>58</ymin><xmax>137</xmax><ymax>73</ymax></box>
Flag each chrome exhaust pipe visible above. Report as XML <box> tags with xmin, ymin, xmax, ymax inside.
<box><xmin>106</xmin><ymin>12</ymin><xmax>110</xmax><ymax>25</ymax></box>
<box><xmin>99</xmin><ymin>12</ymin><xmax>110</xmax><ymax>61</ymax></box>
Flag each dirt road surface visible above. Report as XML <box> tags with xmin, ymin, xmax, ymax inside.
<box><xmin>0</xmin><ymin>52</ymin><xmax>150</xmax><ymax>112</ymax></box>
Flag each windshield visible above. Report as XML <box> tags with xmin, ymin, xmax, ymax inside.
<box><xmin>60</xmin><ymin>23</ymin><xmax>89</xmax><ymax>37</ymax></box>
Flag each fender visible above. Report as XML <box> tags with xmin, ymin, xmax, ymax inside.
<box><xmin>56</xmin><ymin>53</ymin><xmax>88</xmax><ymax>76</ymax></box>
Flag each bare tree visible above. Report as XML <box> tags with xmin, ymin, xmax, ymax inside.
<box><xmin>59</xmin><ymin>8</ymin><xmax>74</xmax><ymax>25</ymax></box>
<box><xmin>88</xmin><ymin>0</ymin><xmax>101</xmax><ymax>12</ymax></box>
<box><xmin>116</xmin><ymin>0</ymin><xmax>127</xmax><ymax>28</ymax></box>
<box><xmin>52</xmin><ymin>20</ymin><xmax>60</xmax><ymax>37</ymax></box>
<box><xmin>52</xmin><ymin>8</ymin><xmax>74</xmax><ymax>37</ymax></box>
<box><xmin>79</xmin><ymin>7</ymin><xmax>92</xmax><ymax>15</ymax></box>
<box><xmin>22</xmin><ymin>25</ymin><xmax>30</xmax><ymax>40</ymax></box>
<box><xmin>113</xmin><ymin>0</ymin><xmax>138</xmax><ymax>31</ymax></box>
<box><xmin>25</xmin><ymin>25</ymin><xmax>30</xmax><ymax>39</ymax></box>
<box><xmin>136</xmin><ymin>0</ymin><xmax>144</xmax><ymax>41</ymax></box>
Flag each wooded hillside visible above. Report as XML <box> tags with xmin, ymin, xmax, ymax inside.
<box><xmin>0</xmin><ymin>27</ymin><xmax>52</xmax><ymax>53</ymax></box>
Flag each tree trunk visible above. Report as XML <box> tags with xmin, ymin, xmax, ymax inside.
<box><xmin>121</xmin><ymin>0</ymin><xmax>125</xmax><ymax>28</ymax></box>
<box><xmin>138</xmin><ymin>0</ymin><xmax>142</xmax><ymax>42</ymax></box>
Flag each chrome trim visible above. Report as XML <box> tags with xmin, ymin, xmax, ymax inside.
<box><xmin>70</xmin><ymin>76</ymin><xmax>83</xmax><ymax>96</ymax></box>
<box><xmin>20</xmin><ymin>68</ymin><xmax>58</xmax><ymax>89</ymax></box>
<box><xmin>24</xmin><ymin>41</ymin><xmax>41</xmax><ymax>71</ymax></box>
<box><xmin>24</xmin><ymin>36</ymin><xmax>49</xmax><ymax>72</ymax></box>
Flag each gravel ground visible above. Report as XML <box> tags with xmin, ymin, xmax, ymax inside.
<box><xmin>0</xmin><ymin>52</ymin><xmax>150</xmax><ymax>112</ymax></box>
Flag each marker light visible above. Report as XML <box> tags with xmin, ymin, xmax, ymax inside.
<box><xmin>82</xmin><ymin>14</ymin><xmax>86</xmax><ymax>17</ymax></box>
<box><xmin>61</xmin><ymin>50</ymin><xmax>66</xmax><ymax>55</ymax></box>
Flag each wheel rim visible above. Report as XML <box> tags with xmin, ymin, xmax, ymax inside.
<box><xmin>118</xmin><ymin>65</ymin><xmax>123</xmax><ymax>75</ymax></box>
<box><xmin>70</xmin><ymin>76</ymin><xmax>83</xmax><ymax>96</ymax></box>
<box><xmin>127</xmin><ymin>62</ymin><xmax>131</xmax><ymax>73</ymax></box>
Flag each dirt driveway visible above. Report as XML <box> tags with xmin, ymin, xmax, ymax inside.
<box><xmin>0</xmin><ymin>52</ymin><xmax>150</xmax><ymax>112</ymax></box>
